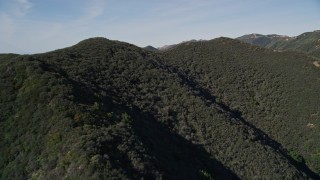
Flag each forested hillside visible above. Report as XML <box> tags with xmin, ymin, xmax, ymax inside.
<box><xmin>0</xmin><ymin>54</ymin><xmax>20</xmax><ymax>60</ymax></box>
<box><xmin>237</xmin><ymin>31</ymin><xmax>320</xmax><ymax>58</ymax></box>
<box><xmin>161</xmin><ymin>37</ymin><xmax>320</xmax><ymax>177</ymax></box>
<box><xmin>1</xmin><ymin>37</ymin><xmax>319</xmax><ymax>179</ymax></box>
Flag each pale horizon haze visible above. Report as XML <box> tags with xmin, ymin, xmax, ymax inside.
<box><xmin>0</xmin><ymin>0</ymin><xmax>320</xmax><ymax>54</ymax></box>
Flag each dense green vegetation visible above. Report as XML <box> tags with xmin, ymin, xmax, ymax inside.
<box><xmin>0</xmin><ymin>53</ymin><xmax>20</xmax><ymax>60</ymax></box>
<box><xmin>237</xmin><ymin>31</ymin><xmax>320</xmax><ymax>58</ymax></box>
<box><xmin>161</xmin><ymin>37</ymin><xmax>320</xmax><ymax>176</ymax></box>
<box><xmin>1</xmin><ymin>37</ymin><xmax>319</xmax><ymax>179</ymax></box>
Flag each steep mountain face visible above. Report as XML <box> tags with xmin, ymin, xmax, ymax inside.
<box><xmin>237</xmin><ymin>31</ymin><xmax>320</xmax><ymax>58</ymax></box>
<box><xmin>161</xmin><ymin>37</ymin><xmax>320</xmax><ymax>177</ymax></box>
<box><xmin>0</xmin><ymin>37</ymin><xmax>319</xmax><ymax>179</ymax></box>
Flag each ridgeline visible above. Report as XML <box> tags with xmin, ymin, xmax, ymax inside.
<box><xmin>1</xmin><ymin>36</ymin><xmax>320</xmax><ymax>179</ymax></box>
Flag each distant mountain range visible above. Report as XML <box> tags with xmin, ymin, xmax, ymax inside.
<box><xmin>143</xmin><ymin>45</ymin><xmax>158</xmax><ymax>52</ymax></box>
<box><xmin>145</xmin><ymin>39</ymin><xmax>207</xmax><ymax>52</ymax></box>
<box><xmin>144</xmin><ymin>31</ymin><xmax>320</xmax><ymax>59</ymax></box>
<box><xmin>237</xmin><ymin>30</ymin><xmax>320</xmax><ymax>57</ymax></box>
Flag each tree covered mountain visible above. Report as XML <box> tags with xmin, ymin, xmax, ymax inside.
<box><xmin>237</xmin><ymin>30</ymin><xmax>320</xmax><ymax>58</ymax></box>
<box><xmin>143</xmin><ymin>46</ymin><xmax>158</xmax><ymax>52</ymax></box>
<box><xmin>1</xmin><ymin>37</ymin><xmax>320</xmax><ymax>179</ymax></box>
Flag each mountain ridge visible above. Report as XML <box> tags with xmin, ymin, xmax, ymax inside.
<box><xmin>237</xmin><ymin>30</ymin><xmax>320</xmax><ymax>57</ymax></box>
<box><xmin>1</xmin><ymin>35</ymin><xmax>320</xmax><ymax>179</ymax></box>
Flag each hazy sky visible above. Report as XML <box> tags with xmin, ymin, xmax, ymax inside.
<box><xmin>1</xmin><ymin>0</ymin><xmax>320</xmax><ymax>54</ymax></box>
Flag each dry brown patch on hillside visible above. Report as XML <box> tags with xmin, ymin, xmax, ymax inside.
<box><xmin>313</xmin><ymin>61</ymin><xmax>320</xmax><ymax>67</ymax></box>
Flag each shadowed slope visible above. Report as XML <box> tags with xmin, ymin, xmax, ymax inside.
<box><xmin>0</xmin><ymin>37</ymin><xmax>317</xmax><ymax>179</ymax></box>
<box><xmin>162</xmin><ymin>37</ymin><xmax>320</xmax><ymax>176</ymax></box>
